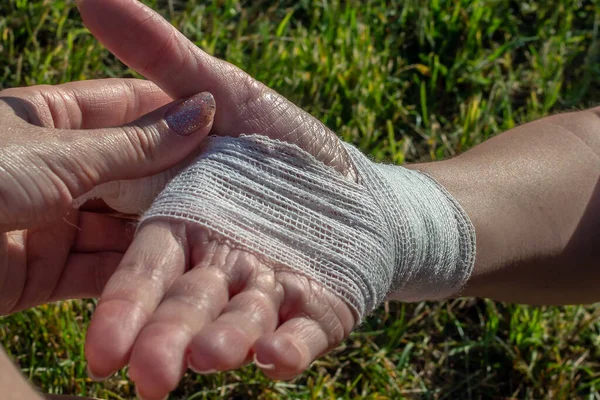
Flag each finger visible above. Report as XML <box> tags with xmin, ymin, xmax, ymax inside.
<box><xmin>0</xmin><ymin>232</ymin><xmax>26</xmax><ymax>315</ymax></box>
<box><xmin>85</xmin><ymin>220</ymin><xmax>187</xmax><ymax>380</ymax></box>
<box><xmin>76</xmin><ymin>0</ymin><xmax>353</xmax><ymax>177</ymax></box>
<box><xmin>51</xmin><ymin>90</ymin><xmax>216</xmax><ymax>190</ymax></box>
<box><xmin>187</xmin><ymin>266</ymin><xmax>283</xmax><ymax>374</ymax></box>
<box><xmin>9</xmin><ymin>252</ymin><xmax>123</xmax><ymax>313</ymax></box>
<box><xmin>73</xmin><ymin>211</ymin><xmax>135</xmax><ymax>253</ymax></box>
<box><xmin>10</xmin><ymin>214</ymin><xmax>81</xmax><ymax>312</ymax></box>
<box><xmin>0</xmin><ymin>78</ymin><xmax>171</xmax><ymax>129</ymax></box>
<box><xmin>51</xmin><ymin>252</ymin><xmax>122</xmax><ymax>301</ymax></box>
<box><xmin>4</xmin><ymin>212</ymin><xmax>130</xmax><ymax>313</ymax></box>
<box><xmin>127</xmin><ymin>240</ymin><xmax>246</xmax><ymax>397</ymax></box>
<box><xmin>127</xmin><ymin>267</ymin><xmax>229</xmax><ymax>398</ymax></box>
<box><xmin>1</xmin><ymin>91</ymin><xmax>215</xmax><ymax>231</ymax></box>
<box><xmin>76</xmin><ymin>0</ymin><xmax>243</xmax><ymax>112</ymax></box>
<box><xmin>253</xmin><ymin>318</ymin><xmax>329</xmax><ymax>381</ymax></box>
<box><xmin>253</xmin><ymin>273</ymin><xmax>355</xmax><ymax>380</ymax></box>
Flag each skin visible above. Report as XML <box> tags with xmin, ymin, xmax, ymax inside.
<box><xmin>2</xmin><ymin>0</ymin><xmax>600</xmax><ymax>399</ymax></box>
<box><xmin>71</xmin><ymin>1</ymin><xmax>600</xmax><ymax>399</ymax></box>
<box><xmin>74</xmin><ymin>2</ymin><xmax>357</xmax><ymax>398</ymax></box>
<box><xmin>0</xmin><ymin>78</ymin><xmax>216</xmax><ymax>398</ymax></box>
<box><xmin>411</xmin><ymin>108</ymin><xmax>600</xmax><ymax>304</ymax></box>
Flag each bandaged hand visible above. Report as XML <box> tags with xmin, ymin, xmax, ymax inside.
<box><xmin>84</xmin><ymin>136</ymin><xmax>475</xmax><ymax>398</ymax></box>
<box><xmin>141</xmin><ymin>135</ymin><xmax>475</xmax><ymax>318</ymax></box>
<box><xmin>76</xmin><ymin>1</ymin><xmax>474</xmax><ymax>399</ymax></box>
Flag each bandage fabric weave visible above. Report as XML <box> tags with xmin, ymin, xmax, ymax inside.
<box><xmin>140</xmin><ymin>135</ymin><xmax>476</xmax><ymax>319</ymax></box>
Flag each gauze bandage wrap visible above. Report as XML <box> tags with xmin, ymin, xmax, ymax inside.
<box><xmin>73</xmin><ymin>168</ymin><xmax>179</xmax><ymax>214</ymax></box>
<box><xmin>139</xmin><ymin>135</ymin><xmax>476</xmax><ymax>319</ymax></box>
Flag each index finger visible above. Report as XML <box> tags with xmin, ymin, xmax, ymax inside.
<box><xmin>0</xmin><ymin>78</ymin><xmax>171</xmax><ymax>129</ymax></box>
<box><xmin>76</xmin><ymin>0</ymin><xmax>354</xmax><ymax>177</ymax></box>
<box><xmin>76</xmin><ymin>0</ymin><xmax>264</xmax><ymax>136</ymax></box>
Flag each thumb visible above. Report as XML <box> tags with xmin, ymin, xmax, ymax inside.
<box><xmin>0</xmin><ymin>92</ymin><xmax>215</xmax><ymax>231</ymax></box>
<box><xmin>69</xmin><ymin>91</ymin><xmax>215</xmax><ymax>185</ymax></box>
<box><xmin>45</xmin><ymin>91</ymin><xmax>215</xmax><ymax>204</ymax></box>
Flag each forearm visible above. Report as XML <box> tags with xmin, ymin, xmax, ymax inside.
<box><xmin>0</xmin><ymin>345</ymin><xmax>44</xmax><ymax>400</ymax></box>
<box><xmin>410</xmin><ymin>109</ymin><xmax>600</xmax><ymax>304</ymax></box>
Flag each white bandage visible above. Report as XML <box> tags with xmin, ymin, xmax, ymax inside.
<box><xmin>73</xmin><ymin>168</ymin><xmax>177</xmax><ymax>214</ymax></box>
<box><xmin>137</xmin><ymin>135</ymin><xmax>476</xmax><ymax>319</ymax></box>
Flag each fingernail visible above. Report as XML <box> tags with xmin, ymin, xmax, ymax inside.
<box><xmin>189</xmin><ymin>365</ymin><xmax>218</xmax><ymax>375</ymax></box>
<box><xmin>188</xmin><ymin>357</ymin><xmax>218</xmax><ymax>375</ymax></box>
<box><xmin>253</xmin><ymin>353</ymin><xmax>275</xmax><ymax>370</ymax></box>
<box><xmin>87</xmin><ymin>365</ymin><xmax>113</xmax><ymax>382</ymax></box>
<box><xmin>165</xmin><ymin>92</ymin><xmax>215</xmax><ymax>136</ymax></box>
<box><xmin>136</xmin><ymin>387</ymin><xmax>168</xmax><ymax>400</ymax></box>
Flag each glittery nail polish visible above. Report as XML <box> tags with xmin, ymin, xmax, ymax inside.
<box><xmin>165</xmin><ymin>92</ymin><xmax>216</xmax><ymax>136</ymax></box>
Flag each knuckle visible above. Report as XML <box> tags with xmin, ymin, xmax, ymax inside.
<box><xmin>0</xmin><ymin>155</ymin><xmax>65</xmax><ymax>229</ymax></box>
<box><xmin>243</xmin><ymin>291</ymin><xmax>276</xmax><ymax>319</ymax></box>
<box><xmin>228</xmin><ymin>69</ymin><xmax>269</xmax><ymax>117</ymax></box>
<box><xmin>324</xmin><ymin>310</ymin><xmax>347</xmax><ymax>346</ymax></box>
<box><xmin>0</xmin><ymin>86</ymin><xmax>48</xmax><ymax>125</ymax></box>
<box><xmin>310</xmin><ymin>289</ymin><xmax>349</xmax><ymax>347</ymax></box>
<box><xmin>120</xmin><ymin>124</ymin><xmax>160</xmax><ymax>163</ymax></box>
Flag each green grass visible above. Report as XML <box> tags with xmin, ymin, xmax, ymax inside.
<box><xmin>1</xmin><ymin>0</ymin><xmax>600</xmax><ymax>398</ymax></box>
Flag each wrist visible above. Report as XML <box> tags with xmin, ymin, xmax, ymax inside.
<box><xmin>348</xmin><ymin>150</ymin><xmax>476</xmax><ymax>303</ymax></box>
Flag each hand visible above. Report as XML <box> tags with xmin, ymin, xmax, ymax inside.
<box><xmin>77</xmin><ymin>0</ymin><xmax>358</xmax><ymax>398</ymax></box>
<box><xmin>0</xmin><ymin>78</ymin><xmax>215</xmax><ymax>314</ymax></box>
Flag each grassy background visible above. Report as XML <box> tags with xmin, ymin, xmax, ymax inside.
<box><xmin>1</xmin><ymin>0</ymin><xmax>600</xmax><ymax>398</ymax></box>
